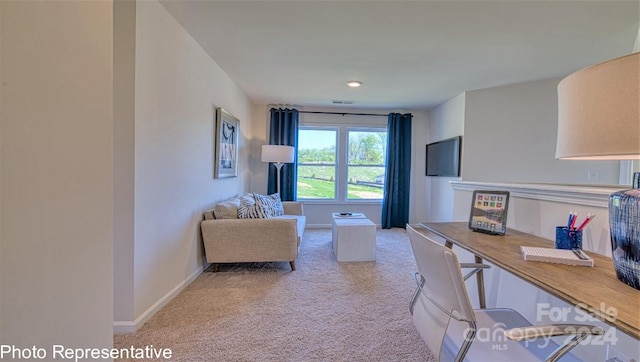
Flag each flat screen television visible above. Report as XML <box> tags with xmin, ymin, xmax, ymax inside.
<box><xmin>425</xmin><ymin>136</ymin><xmax>461</xmax><ymax>177</ymax></box>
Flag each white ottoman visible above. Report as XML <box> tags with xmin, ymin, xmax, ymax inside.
<box><xmin>332</xmin><ymin>218</ymin><xmax>376</xmax><ymax>262</ymax></box>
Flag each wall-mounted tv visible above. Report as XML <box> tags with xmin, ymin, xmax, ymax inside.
<box><xmin>425</xmin><ymin>136</ymin><xmax>461</xmax><ymax>177</ymax></box>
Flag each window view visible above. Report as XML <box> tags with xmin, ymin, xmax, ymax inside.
<box><xmin>297</xmin><ymin>126</ymin><xmax>387</xmax><ymax>201</ymax></box>
<box><xmin>347</xmin><ymin>130</ymin><xmax>387</xmax><ymax>199</ymax></box>
<box><xmin>297</xmin><ymin>129</ymin><xmax>337</xmax><ymax>199</ymax></box>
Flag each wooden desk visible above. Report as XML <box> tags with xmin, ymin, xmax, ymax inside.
<box><xmin>417</xmin><ymin>222</ymin><xmax>640</xmax><ymax>339</ymax></box>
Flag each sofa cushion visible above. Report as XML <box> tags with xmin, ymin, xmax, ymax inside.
<box><xmin>253</xmin><ymin>193</ymin><xmax>284</xmax><ymax>217</ymax></box>
<box><xmin>273</xmin><ymin>214</ymin><xmax>306</xmax><ymax>242</ymax></box>
<box><xmin>238</xmin><ymin>194</ymin><xmax>270</xmax><ymax>219</ymax></box>
<box><xmin>212</xmin><ymin>198</ymin><xmax>241</xmax><ymax>219</ymax></box>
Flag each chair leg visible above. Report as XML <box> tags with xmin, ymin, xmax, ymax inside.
<box><xmin>213</xmin><ymin>263</ymin><xmax>221</xmax><ymax>272</ymax></box>
<box><xmin>289</xmin><ymin>261</ymin><xmax>296</xmax><ymax>271</ymax></box>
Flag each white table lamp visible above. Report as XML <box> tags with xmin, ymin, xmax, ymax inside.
<box><xmin>556</xmin><ymin>52</ymin><xmax>640</xmax><ymax>290</ymax></box>
<box><xmin>262</xmin><ymin>145</ymin><xmax>295</xmax><ymax>195</ymax></box>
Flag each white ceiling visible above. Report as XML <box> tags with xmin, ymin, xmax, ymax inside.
<box><xmin>160</xmin><ymin>0</ymin><xmax>639</xmax><ymax>111</ymax></box>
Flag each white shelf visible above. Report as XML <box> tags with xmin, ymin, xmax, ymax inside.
<box><xmin>449</xmin><ymin>181</ymin><xmax>624</xmax><ymax>208</ymax></box>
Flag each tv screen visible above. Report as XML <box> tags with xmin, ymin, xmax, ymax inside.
<box><xmin>425</xmin><ymin>136</ymin><xmax>461</xmax><ymax>177</ymax></box>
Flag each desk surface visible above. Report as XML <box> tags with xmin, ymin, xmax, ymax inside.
<box><xmin>417</xmin><ymin>222</ymin><xmax>640</xmax><ymax>339</ymax></box>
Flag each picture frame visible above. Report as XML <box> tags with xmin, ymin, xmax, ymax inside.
<box><xmin>214</xmin><ymin>107</ymin><xmax>239</xmax><ymax>179</ymax></box>
<box><xmin>468</xmin><ymin>190</ymin><xmax>510</xmax><ymax>235</ymax></box>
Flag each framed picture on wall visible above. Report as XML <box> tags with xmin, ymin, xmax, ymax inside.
<box><xmin>214</xmin><ymin>107</ymin><xmax>239</xmax><ymax>179</ymax></box>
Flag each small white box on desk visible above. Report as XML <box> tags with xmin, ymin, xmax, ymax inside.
<box><xmin>520</xmin><ymin>246</ymin><xmax>594</xmax><ymax>267</ymax></box>
<box><xmin>332</xmin><ymin>218</ymin><xmax>376</xmax><ymax>262</ymax></box>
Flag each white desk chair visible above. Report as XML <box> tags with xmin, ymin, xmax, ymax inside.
<box><xmin>406</xmin><ymin>225</ymin><xmax>603</xmax><ymax>362</ymax></box>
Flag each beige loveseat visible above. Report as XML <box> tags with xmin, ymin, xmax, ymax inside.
<box><xmin>201</xmin><ymin>194</ymin><xmax>306</xmax><ymax>271</ymax></box>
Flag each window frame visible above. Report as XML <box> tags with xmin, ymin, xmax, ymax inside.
<box><xmin>296</xmin><ymin>126</ymin><xmax>339</xmax><ymax>201</ymax></box>
<box><xmin>345</xmin><ymin>127</ymin><xmax>387</xmax><ymax>201</ymax></box>
<box><xmin>297</xmin><ymin>124</ymin><xmax>386</xmax><ymax>203</ymax></box>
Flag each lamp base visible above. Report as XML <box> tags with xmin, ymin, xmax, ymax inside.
<box><xmin>609</xmin><ymin>186</ymin><xmax>640</xmax><ymax>290</ymax></box>
<box><xmin>273</xmin><ymin>162</ymin><xmax>284</xmax><ymax>196</ymax></box>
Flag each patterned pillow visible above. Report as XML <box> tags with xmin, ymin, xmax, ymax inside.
<box><xmin>253</xmin><ymin>193</ymin><xmax>284</xmax><ymax>217</ymax></box>
<box><xmin>238</xmin><ymin>194</ymin><xmax>269</xmax><ymax>219</ymax></box>
<box><xmin>267</xmin><ymin>193</ymin><xmax>284</xmax><ymax>216</ymax></box>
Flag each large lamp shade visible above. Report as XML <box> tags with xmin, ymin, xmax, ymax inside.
<box><xmin>556</xmin><ymin>52</ymin><xmax>640</xmax><ymax>160</ymax></box>
<box><xmin>261</xmin><ymin>145</ymin><xmax>295</xmax><ymax>163</ymax></box>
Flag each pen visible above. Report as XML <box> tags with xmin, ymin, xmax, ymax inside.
<box><xmin>572</xmin><ymin>248</ymin><xmax>589</xmax><ymax>260</ymax></box>
<box><xmin>567</xmin><ymin>212</ymin><xmax>574</xmax><ymax>229</ymax></box>
<box><xmin>569</xmin><ymin>212</ymin><xmax>578</xmax><ymax>230</ymax></box>
<box><xmin>576</xmin><ymin>213</ymin><xmax>595</xmax><ymax>231</ymax></box>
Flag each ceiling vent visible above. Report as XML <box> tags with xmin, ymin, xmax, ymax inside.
<box><xmin>332</xmin><ymin>100</ymin><xmax>355</xmax><ymax>105</ymax></box>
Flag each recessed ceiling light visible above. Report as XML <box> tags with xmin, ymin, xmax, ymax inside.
<box><xmin>347</xmin><ymin>80</ymin><xmax>362</xmax><ymax>88</ymax></box>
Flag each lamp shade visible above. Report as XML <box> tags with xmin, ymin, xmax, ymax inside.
<box><xmin>261</xmin><ymin>145</ymin><xmax>295</xmax><ymax>163</ymax></box>
<box><xmin>556</xmin><ymin>52</ymin><xmax>640</xmax><ymax>160</ymax></box>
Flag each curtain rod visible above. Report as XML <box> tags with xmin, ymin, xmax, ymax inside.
<box><xmin>298</xmin><ymin>110</ymin><xmax>388</xmax><ymax>117</ymax></box>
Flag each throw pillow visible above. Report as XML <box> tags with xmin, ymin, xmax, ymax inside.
<box><xmin>212</xmin><ymin>198</ymin><xmax>241</xmax><ymax>219</ymax></box>
<box><xmin>253</xmin><ymin>193</ymin><xmax>285</xmax><ymax>218</ymax></box>
<box><xmin>267</xmin><ymin>193</ymin><xmax>285</xmax><ymax>216</ymax></box>
<box><xmin>238</xmin><ymin>194</ymin><xmax>270</xmax><ymax>219</ymax></box>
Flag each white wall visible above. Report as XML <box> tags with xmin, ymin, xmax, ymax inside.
<box><xmin>410</xmin><ymin>110</ymin><xmax>430</xmax><ymax>224</ymax></box>
<box><xmin>113</xmin><ymin>0</ymin><xmax>253</xmax><ymax>331</ymax></box>
<box><xmin>1</xmin><ymin>0</ymin><xmax>114</xmax><ymax>349</ymax></box>
<box><xmin>423</xmin><ymin>78</ymin><xmax>626</xmax><ymax>239</ymax></box>
<box><xmin>425</xmin><ymin>93</ymin><xmax>466</xmax><ymax>222</ymax></box>
<box><xmin>0</xmin><ymin>1</ymin><xmax>3</xmax><ymax>340</ymax></box>
<box><xmin>251</xmin><ymin>105</ymin><xmax>271</xmax><ymax>193</ymax></box>
<box><xmin>463</xmin><ymin>78</ymin><xmax>620</xmax><ymax>185</ymax></box>
<box><xmin>252</xmin><ymin>105</ymin><xmax>428</xmax><ymax>227</ymax></box>
<box><xmin>426</xmin><ymin>77</ymin><xmax>625</xmax><ymax>225</ymax></box>
<box><xmin>114</xmin><ymin>0</ymin><xmax>136</xmax><ymax>324</ymax></box>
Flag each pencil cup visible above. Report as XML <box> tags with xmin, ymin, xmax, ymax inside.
<box><xmin>555</xmin><ymin>226</ymin><xmax>582</xmax><ymax>250</ymax></box>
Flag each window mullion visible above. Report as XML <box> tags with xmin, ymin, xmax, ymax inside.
<box><xmin>337</xmin><ymin>125</ymin><xmax>347</xmax><ymax>201</ymax></box>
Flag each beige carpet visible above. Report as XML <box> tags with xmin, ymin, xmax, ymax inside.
<box><xmin>114</xmin><ymin>228</ymin><xmax>435</xmax><ymax>361</ymax></box>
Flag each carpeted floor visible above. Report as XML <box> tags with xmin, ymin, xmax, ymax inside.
<box><xmin>114</xmin><ymin>228</ymin><xmax>435</xmax><ymax>361</ymax></box>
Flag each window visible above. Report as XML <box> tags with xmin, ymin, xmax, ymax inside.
<box><xmin>297</xmin><ymin>128</ymin><xmax>337</xmax><ymax>199</ymax></box>
<box><xmin>297</xmin><ymin>126</ymin><xmax>387</xmax><ymax>201</ymax></box>
<box><xmin>347</xmin><ymin>130</ymin><xmax>387</xmax><ymax>200</ymax></box>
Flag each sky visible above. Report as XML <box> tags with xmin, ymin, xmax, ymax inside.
<box><xmin>298</xmin><ymin>129</ymin><xmax>336</xmax><ymax>150</ymax></box>
<box><xmin>298</xmin><ymin>129</ymin><xmax>386</xmax><ymax>151</ymax></box>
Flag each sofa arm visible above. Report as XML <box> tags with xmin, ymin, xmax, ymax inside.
<box><xmin>283</xmin><ymin>201</ymin><xmax>304</xmax><ymax>216</ymax></box>
<box><xmin>200</xmin><ymin>218</ymin><xmax>299</xmax><ymax>263</ymax></box>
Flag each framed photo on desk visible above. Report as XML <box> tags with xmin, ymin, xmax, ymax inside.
<box><xmin>468</xmin><ymin>190</ymin><xmax>509</xmax><ymax>235</ymax></box>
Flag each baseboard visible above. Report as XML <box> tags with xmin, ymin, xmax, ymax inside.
<box><xmin>113</xmin><ymin>266</ymin><xmax>204</xmax><ymax>334</ymax></box>
<box><xmin>306</xmin><ymin>224</ymin><xmax>332</xmax><ymax>229</ymax></box>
